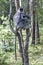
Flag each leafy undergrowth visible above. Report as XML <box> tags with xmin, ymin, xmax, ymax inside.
<box><xmin>29</xmin><ymin>44</ymin><xmax>43</xmax><ymax>65</ymax></box>
<box><xmin>0</xmin><ymin>44</ymin><xmax>43</xmax><ymax>65</ymax></box>
<box><xmin>0</xmin><ymin>22</ymin><xmax>43</xmax><ymax>65</ymax></box>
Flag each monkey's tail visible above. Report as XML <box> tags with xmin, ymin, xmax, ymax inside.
<box><xmin>15</xmin><ymin>33</ymin><xmax>17</xmax><ymax>60</ymax></box>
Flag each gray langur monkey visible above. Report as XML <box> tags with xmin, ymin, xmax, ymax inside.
<box><xmin>13</xmin><ymin>7</ymin><xmax>24</xmax><ymax>30</ymax></box>
<box><xmin>13</xmin><ymin>7</ymin><xmax>24</xmax><ymax>60</ymax></box>
<box><xmin>9</xmin><ymin>0</ymin><xmax>24</xmax><ymax>60</ymax></box>
<box><xmin>9</xmin><ymin>0</ymin><xmax>29</xmax><ymax>60</ymax></box>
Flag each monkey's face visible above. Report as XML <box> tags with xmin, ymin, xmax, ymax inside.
<box><xmin>20</xmin><ymin>7</ymin><xmax>23</xmax><ymax>12</ymax></box>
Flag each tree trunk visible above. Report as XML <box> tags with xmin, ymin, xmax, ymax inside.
<box><xmin>24</xmin><ymin>0</ymin><xmax>30</xmax><ymax>65</ymax></box>
<box><xmin>30</xmin><ymin>0</ymin><xmax>35</xmax><ymax>44</ymax></box>
<box><xmin>30</xmin><ymin>0</ymin><xmax>40</xmax><ymax>44</ymax></box>
<box><xmin>15</xmin><ymin>0</ymin><xmax>20</xmax><ymax>11</ymax></box>
<box><xmin>17</xmin><ymin>31</ymin><xmax>24</xmax><ymax>65</ymax></box>
<box><xmin>35</xmin><ymin>1</ymin><xmax>40</xmax><ymax>44</ymax></box>
<box><xmin>24</xmin><ymin>29</ymin><xmax>29</xmax><ymax>65</ymax></box>
<box><xmin>35</xmin><ymin>18</ymin><xmax>40</xmax><ymax>44</ymax></box>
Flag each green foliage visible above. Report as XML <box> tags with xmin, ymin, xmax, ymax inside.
<box><xmin>0</xmin><ymin>0</ymin><xmax>16</xmax><ymax>17</ymax></box>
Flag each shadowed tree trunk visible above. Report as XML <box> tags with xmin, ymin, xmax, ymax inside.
<box><xmin>30</xmin><ymin>0</ymin><xmax>40</xmax><ymax>44</ymax></box>
<box><xmin>24</xmin><ymin>29</ymin><xmax>29</xmax><ymax>65</ymax></box>
<box><xmin>17</xmin><ymin>29</ymin><xmax>29</xmax><ymax>65</ymax></box>
<box><xmin>35</xmin><ymin>0</ymin><xmax>40</xmax><ymax>44</ymax></box>
<box><xmin>30</xmin><ymin>0</ymin><xmax>35</xmax><ymax>44</ymax></box>
<box><xmin>17</xmin><ymin>31</ymin><xmax>24</xmax><ymax>65</ymax></box>
<box><xmin>35</xmin><ymin>17</ymin><xmax>40</xmax><ymax>44</ymax></box>
<box><xmin>24</xmin><ymin>0</ymin><xmax>30</xmax><ymax>65</ymax></box>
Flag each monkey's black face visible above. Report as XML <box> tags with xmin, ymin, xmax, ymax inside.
<box><xmin>20</xmin><ymin>7</ymin><xmax>23</xmax><ymax>12</ymax></box>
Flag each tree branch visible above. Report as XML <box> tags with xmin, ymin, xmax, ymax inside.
<box><xmin>8</xmin><ymin>0</ymin><xmax>16</xmax><ymax>34</ymax></box>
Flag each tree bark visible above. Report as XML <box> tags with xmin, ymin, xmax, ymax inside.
<box><xmin>35</xmin><ymin>1</ymin><xmax>40</xmax><ymax>44</ymax></box>
<box><xmin>30</xmin><ymin>0</ymin><xmax>40</xmax><ymax>44</ymax></box>
<box><xmin>15</xmin><ymin>0</ymin><xmax>20</xmax><ymax>11</ymax></box>
<box><xmin>24</xmin><ymin>29</ymin><xmax>29</xmax><ymax>65</ymax></box>
<box><xmin>17</xmin><ymin>31</ymin><xmax>24</xmax><ymax>65</ymax></box>
<box><xmin>29</xmin><ymin>0</ymin><xmax>36</xmax><ymax>44</ymax></box>
<box><xmin>17</xmin><ymin>29</ymin><xmax>29</xmax><ymax>65</ymax></box>
<box><xmin>23</xmin><ymin>0</ymin><xmax>30</xmax><ymax>65</ymax></box>
<box><xmin>32</xmin><ymin>7</ymin><xmax>35</xmax><ymax>44</ymax></box>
